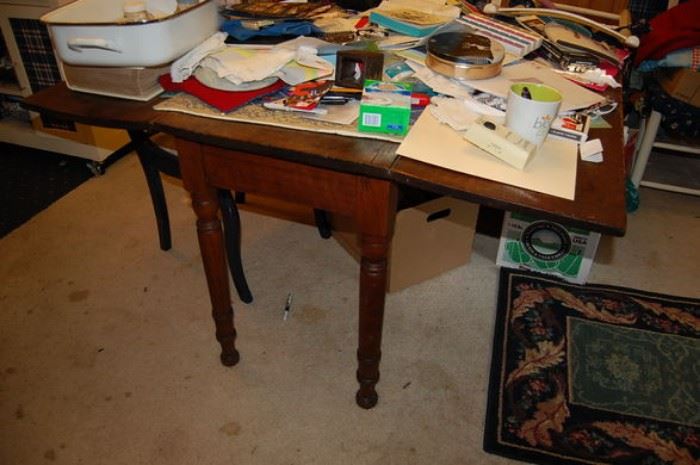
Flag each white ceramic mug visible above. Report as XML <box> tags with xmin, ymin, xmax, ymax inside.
<box><xmin>505</xmin><ymin>83</ymin><xmax>562</xmax><ymax>147</ymax></box>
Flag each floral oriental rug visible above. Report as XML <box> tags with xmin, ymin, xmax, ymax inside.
<box><xmin>484</xmin><ymin>268</ymin><xmax>700</xmax><ymax>465</ymax></box>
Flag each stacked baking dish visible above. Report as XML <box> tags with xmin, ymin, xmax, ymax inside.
<box><xmin>41</xmin><ymin>0</ymin><xmax>219</xmax><ymax>99</ymax></box>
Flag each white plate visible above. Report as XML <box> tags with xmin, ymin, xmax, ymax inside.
<box><xmin>194</xmin><ymin>67</ymin><xmax>279</xmax><ymax>91</ymax></box>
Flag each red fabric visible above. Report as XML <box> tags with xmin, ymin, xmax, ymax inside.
<box><xmin>158</xmin><ymin>74</ymin><xmax>285</xmax><ymax>112</ymax></box>
<box><xmin>634</xmin><ymin>0</ymin><xmax>700</xmax><ymax>65</ymax></box>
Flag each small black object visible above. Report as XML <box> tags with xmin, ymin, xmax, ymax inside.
<box><xmin>334</xmin><ymin>0</ymin><xmax>381</xmax><ymax>11</ymax></box>
<box><xmin>521</xmin><ymin>87</ymin><xmax>532</xmax><ymax>99</ymax></box>
<box><xmin>320</xmin><ymin>95</ymin><xmax>352</xmax><ymax>105</ymax></box>
<box><xmin>335</xmin><ymin>50</ymin><xmax>384</xmax><ymax>89</ymax></box>
<box><xmin>484</xmin><ymin>120</ymin><xmax>497</xmax><ymax>130</ymax></box>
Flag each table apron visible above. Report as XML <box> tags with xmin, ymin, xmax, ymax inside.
<box><xmin>203</xmin><ymin>145</ymin><xmax>372</xmax><ymax>218</ymax></box>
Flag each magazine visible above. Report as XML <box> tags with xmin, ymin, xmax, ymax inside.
<box><xmin>263</xmin><ymin>80</ymin><xmax>334</xmax><ymax>114</ymax></box>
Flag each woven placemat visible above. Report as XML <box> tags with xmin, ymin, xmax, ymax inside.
<box><xmin>154</xmin><ymin>94</ymin><xmax>403</xmax><ymax>144</ymax></box>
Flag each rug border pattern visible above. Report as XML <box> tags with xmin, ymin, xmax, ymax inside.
<box><xmin>483</xmin><ymin>268</ymin><xmax>700</xmax><ymax>465</ymax></box>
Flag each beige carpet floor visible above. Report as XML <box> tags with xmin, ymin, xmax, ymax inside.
<box><xmin>1</xmin><ymin>154</ymin><xmax>698</xmax><ymax>465</ymax></box>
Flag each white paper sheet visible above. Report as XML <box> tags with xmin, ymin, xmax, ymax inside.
<box><xmin>459</xmin><ymin>60</ymin><xmax>605</xmax><ymax>113</ymax></box>
<box><xmin>580</xmin><ymin>138</ymin><xmax>604</xmax><ymax>163</ymax></box>
<box><xmin>397</xmin><ymin>111</ymin><xmax>578</xmax><ymax>200</ymax></box>
<box><xmin>301</xmin><ymin>100</ymin><xmax>360</xmax><ymax>125</ymax></box>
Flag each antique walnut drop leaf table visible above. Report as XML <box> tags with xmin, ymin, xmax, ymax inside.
<box><xmin>23</xmin><ymin>84</ymin><xmax>627</xmax><ymax>408</ymax></box>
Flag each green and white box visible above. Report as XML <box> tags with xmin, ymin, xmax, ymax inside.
<box><xmin>358</xmin><ymin>80</ymin><xmax>412</xmax><ymax>136</ymax></box>
<box><xmin>496</xmin><ymin>211</ymin><xmax>601</xmax><ymax>284</ymax></box>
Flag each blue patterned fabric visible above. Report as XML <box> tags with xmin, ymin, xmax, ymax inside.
<box><xmin>221</xmin><ymin>20</ymin><xmax>322</xmax><ymax>42</ymax></box>
<box><xmin>649</xmin><ymin>78</ymin><xmax>700</xmax><ymax>138</ymax></box>
<box><xmin>629</xmin><ymin>0</ymin><xmax>669</xmax><ymax>22</ymax></box>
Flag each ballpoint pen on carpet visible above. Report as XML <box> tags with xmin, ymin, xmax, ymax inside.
<box><xmin>283</xmin><ymin>292</ymin><xmax>293</xmax><ymax>320</ymax></box>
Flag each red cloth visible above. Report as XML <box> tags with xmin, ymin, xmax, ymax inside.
<box><xmin>634</xmin><ymin>0</ymin><xmax>700</xmax><ymax>65</ymax></box>
<box><xmin>158</xmin><ymin>74</ymin><xmax>285</xmax><ymax>112</ymax></box>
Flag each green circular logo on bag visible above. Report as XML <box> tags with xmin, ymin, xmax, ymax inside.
<box><xmin>521</xmin><ymin>221</ymin><xmax>572</xmax><ymax>261</ymax></box>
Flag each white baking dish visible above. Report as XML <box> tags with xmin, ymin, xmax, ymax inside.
<box><xmin>41</xmin><ymin>0</ymin><xmax>219</xmax><ymax>67</ymax></box>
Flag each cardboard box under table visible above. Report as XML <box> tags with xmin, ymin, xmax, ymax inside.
<box><xmin>658</xmin><ymin>68</ymin><xmax>700</xmax><ymax>108</ymax></box>
<box><xmin>497</xmin><ymin>211</ymin><xmax>601</xmax><ymax>284</ymax></box>
<box><xmin>332</xmin><ymin>197</ymin><xmax>479</xmax><ymax>292</ymax></box>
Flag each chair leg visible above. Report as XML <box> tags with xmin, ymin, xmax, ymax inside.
<box><xmin>630</xmin><ymin>110</ymin><xmax>661</xmax><ymax>188</ymax></box>
<box><xmin>314</xmin><ymin>209</ymin><xmax>332</xmax><ymax>239</ymax></box>
<box><xmin>130</xmin><ymin>130</ymin><xmax>172</xmax><ymax>251</ymax></box>
<box><xmin>218</xmin><ymin>189</ymin><xmax>254</xmax><ymax>304</ymax></box>
<box><xmin>235</xmin><ymin>191</ymin><xmax>330</xmax><ymax>240</ymax></box>
<box><xmin>130</xmin><ymin>130</ymin><xmax>252</xmax><ymax>302</ymax></box>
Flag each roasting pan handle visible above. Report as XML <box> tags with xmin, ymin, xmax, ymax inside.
<box><xmin>67</xmin><ymin>38</ymin><xmax>122</xmax><ymax>53</ymax></box>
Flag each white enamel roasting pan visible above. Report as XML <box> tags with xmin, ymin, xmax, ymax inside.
<box><xmin>41</xmin><ymin>0</ymin><xmax>218</xmax><ymax>67</ymax></box>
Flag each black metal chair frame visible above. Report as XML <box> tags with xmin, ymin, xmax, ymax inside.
<box><xmin>127</xmin><ymin>129</ymin><xmax>332</xmax><ymax>304</ymax></box>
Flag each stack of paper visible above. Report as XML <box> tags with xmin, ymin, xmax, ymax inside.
<box><xmin>457</xmin><ymin>60</ymin><xmax>605</xmax><ymax>113</ymax></box>
<box><xmin>397</xmin><ymin>110</ymin><xmax>578</xmax><ymax>200</ymax></box>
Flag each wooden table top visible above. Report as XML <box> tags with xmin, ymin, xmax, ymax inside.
<box><xmin>22</xmin><ymin>83</ymin><xmax>627</xmax><ymax>235</ymax></box>
<box><xmin>22</xmin><ymin>83</ymin><xmax>165</xmax><ymax>131</ymax></box>
<box><xmin>391</xmin><ymin>96</ymin><xmax>627</xmax><ymax>235</ymax></box>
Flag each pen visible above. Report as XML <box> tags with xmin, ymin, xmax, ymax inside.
<box><xmin>283</xmin><ymin>292</ymin><xmax>293</xmax><ymax>320</ymax></box>
<box><xmin>320</xmin><ymin>95</ymin><xmax>352</xmax><ymax>105</ymax></box>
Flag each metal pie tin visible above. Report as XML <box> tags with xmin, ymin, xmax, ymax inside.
<box><xmin>426</xmin><ymin>31</ymin><xmax>505</xmax><ymax>80</ymax></box>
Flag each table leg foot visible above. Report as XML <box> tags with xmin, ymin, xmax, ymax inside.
<box><xmin>220</xmin><ymin>349</ymin><xmax>240</xmax><ymax>366</ymax></box>
<box><xmin>356</xmin><ymin>351</ymin><xmax>381</xmax><ymax>408</ymax></box>
<box><xmin>213</xmin><ymin>306</ymin><xmax>239</xmax><ymax>366</ymax></box>
<box><xmin>355</xmin><ymin>387</ymin><xmax>378</xmax><ymax>409</ymax></box>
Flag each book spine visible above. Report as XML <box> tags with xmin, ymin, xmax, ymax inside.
<box><xmin>459</xmin><ymin>15</ymin><xmax>534</xmax><ymax>48</ymax></box>
<box><xmin>458</xmin><ymin>16</ymin><xmax>541</xmax><ymax>56</ymax></box>
<box><xmin>369</xmin><ymin>11</ymin><xmax>439</xmax><ymax>38</ymax></box>
<box><xmin>547</xmin><ymin>127</ymin><xmax>588</xmax><ymax>144</ymax></box>
<box><xmin>463</xmin><ymin>14</ymin><xmax>541</xmax><ymax>45</ymax></box>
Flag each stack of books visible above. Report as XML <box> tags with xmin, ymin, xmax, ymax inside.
<box><xmin>369</xmin><ymin>8</ymin><xmax>452</xmax><ymax>37</ymax></box>
<box><xmin>457</xmin><ymin>14</ymin><xmax>542</xmax><ymax>58</ymax></box>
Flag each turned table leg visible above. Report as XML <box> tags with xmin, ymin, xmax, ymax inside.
<box><xmin>194</xmin><ymin>198</ymin><xmax>240</xmax><ymax>366</ymax></box>
<box><xmin>354</xmin><ymin>179</ymin><xmax>397</xmax><ymax>409</ymax></box>
<box><xmin>356</xmin><ymin>234</ymin><xmax>391</xmax><ymax>408</ymax></box>
<box><xmin>177</xmin><ymin>139</ymin><xmax>239</xmax><ymax>366</ymax></box>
